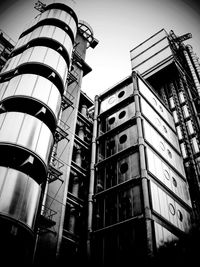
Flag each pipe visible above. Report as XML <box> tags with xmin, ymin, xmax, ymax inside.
<box><xmin>87</xmin><ymin>95</ymin><xmax>99</xmax><ymax>262</ymax></box>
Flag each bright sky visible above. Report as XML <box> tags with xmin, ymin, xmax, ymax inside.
<box><xmin>0</xmin><ymin>0</ymin><xmax>200</xmax><ymax>100</ymax></box>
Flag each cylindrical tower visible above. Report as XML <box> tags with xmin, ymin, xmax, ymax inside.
<box><xmin>0</xmin><ymin>1</ymin><xmax>78</xmax><ymax>265</ymax></box>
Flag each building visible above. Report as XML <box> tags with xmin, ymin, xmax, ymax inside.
<box><xmin>0</xmin><ymin>1</ymin><xmax>200</xmax><ymax>266</ymax></box>
<box><xmin>89</xmin><ymin>29</ymin><xmax>200</xmax><ymax>266</ymax></box>
<box><xmin>0</xmin><ymin>29</ymin><xmax>15</xmax><ymax>71</ymax></box>
<box><xmin>0</xmin><ymin>1</ymin><xmax>98</xmax><ymax>266</ymax></box>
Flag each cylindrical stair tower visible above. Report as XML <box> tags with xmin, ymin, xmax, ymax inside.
<box><xmin>0</xmin><ymin>1</ymin><xmax>78</xmax><ymax>264</ymax></box>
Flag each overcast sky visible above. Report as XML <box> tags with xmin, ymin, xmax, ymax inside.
<box><xmin>0</xmin><ymin>0</ymin><xmax>200</xmax><ymax>100</ymax></box>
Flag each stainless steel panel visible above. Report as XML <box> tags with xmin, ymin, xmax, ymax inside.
<box><xmin>143</xmin><ymin>120</ymin><xmax>185</xmax><ymax>176</ymax></box>
<box><xmin>0</xmin><ymin>166</ymin><xmax>41</xmax><ymax>229</ymax></box>
<box><xmin>15</xmin><ymin>25</ymin><xmax>73</xmax><ymax>59</ymax></box>
<box><xmin>101</xmin><ymin>102</ymin><xmax>135</xmax><ymax>132</ymax></box>
<box><xmin>141</xmin><ymin>98</ymin><xmax>180</xmax><ymax>152</ymax></box>
<box><xmin>138</xmin><ymin>77</ymin><xmax>175</xmax><ymax>130</ymax></box>
<box><xmin>0</xmin><ymin>112</ymin><xmax>53</xmax><ymax>165</ymax></box>
<box><xmin>146</xmin><ymin>147</ymin><xmax>191</xmax><ymax>206</ymax></box>
<box><xmin>131</xmin><ymin>38</ymin><xmax>169</xmax><ymax>67</ymax></box>
<box><xmin>99</xmin><ymin>125</ymin><xmax>138</xmax><ymax>159</ymax></box>
<box><xmin>22</xmin><ymin>8</ymin><xmax>77</xmax><ymax>40</ymax></box>
<box><xmin>97</xmin><ymin>152</ymin><xmax>140</xmax><ymax>190</ymax></box>
<box><xmin>0</xmin><ymin>74</ymin><xmax>61</xmax><ymax>119</ymax></box>
<box><xmin>132</xmin><ymin>47</ymin><xmax>173</xmax><ymax>74</ymax></box>
<box><xmin>154</xmin><ymin>221</ymin><xmax>178</xmax><ymax>249</ymax></box>
<box><xmin>3</xmin><ymin>46</ymin><xmax>68</xmax><ymax>82</ymax></box>
<box><xmin>100</xmin><ymin>83</ymin><xmax>133</xmax><ymax>113</ymax></box>
<box><xmin>150</xmin><ymin>181</ymin><xmax>191</xmax><ymax>231</ymax></box>
<box><xmin>130</xmin><ymin>29</ymin><xmax>167</xmax><ymax>59</ymax></box>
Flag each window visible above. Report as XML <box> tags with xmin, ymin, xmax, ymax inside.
<box><xmin>160</xmin><ymin>141</ymin><xmax>165</xmax><ymax>151</ymax></box>
<box><xmin>169</xmin><ymin>203</ymin><xmax>175</xmax><ymax>215</ymax></box>
<box><xmin>167</xmin><ymin>149</ymin><xmax>172</xmax><ymax>158</ymax></box>
<box><xmin>172</xmin><ymin>177</ymin><xmax>177</xmax><ymax>187</ymax></box>
<box><xmin>177</xmin><ymin>210</ymin><xmax>183</xmax><ymax>221</ymax></box>
<box><xmin>164</xmin><ymin>170</ymin><xmax>170</xmax><ymax>180</ymax></box>
<box><xmin>118</xmin><ymin>90</ymin><xmax>125</xmax><ymax>98</ymax></box>
<box><xmin>119</xmin><ymin>134</ymin><xmax>127</xmax><ymax>144</ymax></box>
<box><xmin>118</xmin><ymin>110</ymin><xmax>126</xmax><ymax>119</ymax></box>
<box><xmin>163</xmin><ymin>125</ymin><xmax>167</xmax><ymax>133</ymax></box>
<box><xmin>108</xmin><ymin>96</ymin><xmax>116</xmax><ymax>105</ymax></box>
<box><xmin>108</xmin><ymin>117</ymin><xmax>115</xmax><ymax>125</ymax></box>
<box><xmin>120</xmin><ymin>162</ymin><xmax>128</xmax><ymax>174</ymax></box>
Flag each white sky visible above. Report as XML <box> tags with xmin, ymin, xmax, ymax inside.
<box><xmin>0</xmin><ymin>0</ymin><xmax>200</xmax><ymax>100</ymax></box>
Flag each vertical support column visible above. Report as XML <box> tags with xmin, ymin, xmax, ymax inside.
<box><xmin>132</xmin><ymin>72</ymin><xmax>153</xmax><ymax>258</ymax></box>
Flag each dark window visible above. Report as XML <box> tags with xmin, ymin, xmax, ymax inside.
<box><xmin>118</xmin><ymin>90</ymin><xmax>125</xmax><ymax>98</ymax></box>
<box><xmin>120</xmin><ymin>162</ymin><xmax>128</xmax><ymax>174</ymax></box>
<box><xmin>119</xmin><ymin>134</ymin><xmax>127</xmax><ymax>144</ymax></box>
<box><xmin>119</xmin><ymin>110</ymin><xmax>126</xmax><ymax>119</ymax></box>
<box><xmin>108</xmin><ymin>117</ymin><xmax>115</xmax><ymax>125</ymax></box>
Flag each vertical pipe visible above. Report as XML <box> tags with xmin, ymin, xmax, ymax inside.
<box><xmin>133</xmin><ymin>73</ymin><xmax>153</xmax><ymax>258</ymax></box>
<box><xmin>87</xmin><ymin>95</ymin><xmax>99</xmax><ymax>262</ymax></box>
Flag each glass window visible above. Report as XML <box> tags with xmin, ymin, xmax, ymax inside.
<box><xmin>108</xmin><ymin>117</ymin><xmax>115</xmax><ymax>125</ymax></box>
<box><xmin>120</xmin><ymin>162</ymin><xmax>128</xmax><ymax>174</ymax></box>
<box><xmin>118</xmin><ymin>90</ymin><xmax>125</xmax><ymax>98</ymax></box>
<box><xmin>108</xmin><ymin>96</ymin><xmax>116</xmax><ymax>105</ymax></box>
<box><xmin>182</xmin><ymin>105</ymin><xmax>190</xmax><ymax>118</ymax></box>
<box><xmin>119</xmin><ymin>110</ymin><xmax>126</xmax><ymax>119</ymax></box>
<box><xmin>119</xmin><ymin>134</ymin><xmax>127</xmax><ymax>144</ymax></box>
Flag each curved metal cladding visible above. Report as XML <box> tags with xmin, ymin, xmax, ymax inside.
<box><xmin>0</xmin><ymin>0</ymin><xmax>77</xmax><ymax>245</ymax></box>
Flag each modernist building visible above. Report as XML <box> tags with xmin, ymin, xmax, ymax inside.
<box><xmin>89</xmin><ymin>29</ymin><xmax>200</xmax><ymax>266</ymax></box>
<box><xmin>0</xmin><ymin>1</ymin><xmax>98</xmax><ymax>266</ymax></box>
<box><xmin>0</xmin><ymin>1</ymin><xmax>200</xmax><ymax>266</ymax></box>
